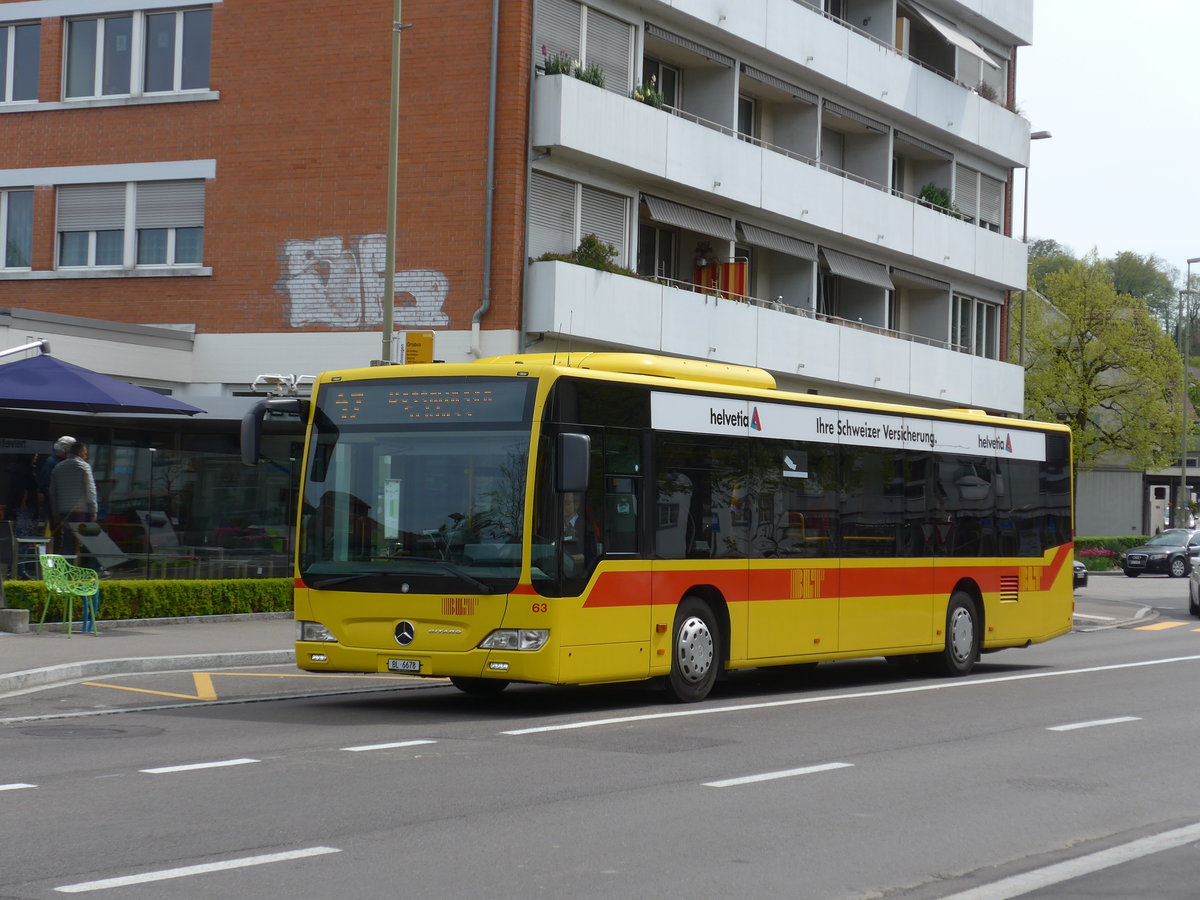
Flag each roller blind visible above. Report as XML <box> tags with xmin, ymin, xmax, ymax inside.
<box><xmin>57</xmin><ymin>183</ymin><xmax>125</xmax><ymax>231</ymax></box>
<box><xmin>534</xmin><ymin>0</ymin><xmax>581</xmax><ymax>63</ymax></box>
<box><xmin>135</xmin><ymin>180</ymin><xmax>206</xmax><ymax>228</ymax></box>
<box><xmin>528</xmin><ymin>171</ymin><xmax>576</xmax><ymax>258</ymax></box>
<box><xmin>580</xmin><ymin>185</ymin><xmax>627</xmax><ymax>259</ymax></box>
<box><xmin>584</xmin><ymin>7</ymin><xmax>632</xmax><ymax>93</ymax></box>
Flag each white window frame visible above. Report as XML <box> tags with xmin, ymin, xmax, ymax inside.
<box><xmin>63</xmin><ymin>6</ymin><xmax>211</xmax><ymax>100</ymax></box>
<box><xmin>1</xmin><ymin>188</ymin><xmax>34</xmax><ymax>269</ymax></box>
<box><xmin>953</xmin><ymin>293</ymin><xmax>1000</xmax><ymax>359</ymax></box>
<box><xmin>57</xmin><ymin>180</ymin><xmax>205</xmax><ymax>270</ymax></box>
<box><xmin>1</xmin><ymin>21</ymin><xmax>40</xmax><ymax>103</ymax></box>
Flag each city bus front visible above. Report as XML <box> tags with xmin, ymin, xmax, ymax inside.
<box><xmin>289</xmin><ymin>369</ymin><xmax>564</xmax><ymax>693</ymax></box>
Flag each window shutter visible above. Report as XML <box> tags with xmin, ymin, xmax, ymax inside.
<box><xmin>528</xmin><ymin>171</ymin><xmax>576</xmax><ymax>259</ymax></box>
<box><xmin>584</xmin><ymin>7</ymin><xmax>632</xmax><ymax>93</ymax></box>
<box><xmin>57</xmin><ymin>183</ymin><xmax>126</xmax><ymax>230</ymax></box>
<box><xmin>978</xmin><ymin>174</ymin><xmax>1002</xmax><ymax>228</ymax></box>
<box><xmin>580</xmin><ymin>186</ymin><xmax>626</xmax><ymax>260</ymax></box>
<box><xmin>135</xmin><ymin>180</ymin><xmax>206</xmax><ymax>228</ymax></box>
<box><xmin>534</xmin><ymin>0</ymin><xmax>581</xmax><ymax>64</ymax></box>
<box><xmin>954</xmin><ymin>164</ymin><xmax>978</xmax><ymax>222</ymax></box>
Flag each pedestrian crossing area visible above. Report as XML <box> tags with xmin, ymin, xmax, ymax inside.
<box><xmin>1136</xmin><ymin>621</ymin><xmax>1200</xmax><ymax>631</ymax></box>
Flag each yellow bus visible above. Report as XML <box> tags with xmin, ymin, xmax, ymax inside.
<box><xmin>242</xmin><ymin>353</ymin><xmax>1074</xmax><ymax>702</ymax></box>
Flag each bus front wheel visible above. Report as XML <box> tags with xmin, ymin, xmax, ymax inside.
<box><xmin>667</xmin><ymin>596</ymin><xmax>720</xmax><ymax>703</ymax></box>
<box><xmin>932</xmin><ymin>592</ymin><xmax>978</xmax><ymax>677</ymax></box>
<box><xmin>450</xmin><ymin>676</ymin><xmax>509</xmax><ymax>696</ymax></box>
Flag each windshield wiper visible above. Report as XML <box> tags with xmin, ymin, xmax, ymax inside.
<box><xmin>304</xmin><ymin>561</ymin><xmax>494</xmax><ymax>593</ymax></box>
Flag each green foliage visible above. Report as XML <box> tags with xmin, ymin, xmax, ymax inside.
<box><xmin>536</xmin><ymin>233</ymin><xmax>635</xmax><ymax>276</ymax></box>
<box><xmin>4</xmin><ymin>578</ymin><xmax>292</xmax><ymax>622</ymax></box>
<box><xmin>1027</xmin><ymin>239</ymin><xmax>1077</xmax><ymax>295</ymax></box>
<box><xmin>1022</xmin><ymin>257</ymin><xmax>1183</xmax><ymax>476</ymax></box>
<box><xmin>917</xmin><ymin>182</ymin><xmax>958</xmax><ymax>215</ymax></box>
<box><xmin>632</xmin><ymin>77</ymin><xmax>664</xmax><ymax>108</ymax></box>
<box><xmin>540</xmin><ymin>49</ymin><xmax>605</xmax><ymax>88</ymax></box>
<box><xmin>1106</xmin><ymin>251</ymin><xmax>1178</xmax><ymax>328</ymax></box>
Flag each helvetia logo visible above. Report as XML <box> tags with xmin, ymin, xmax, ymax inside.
<box><xmin>751</xmin><ymin>407</ymin><xmax>762</xmax><ymax>431</ymax></box>
<box><xmin>1006</xmin><ymin>434</ymin><xmax>1013</xmax><ymax>454</ymax></box>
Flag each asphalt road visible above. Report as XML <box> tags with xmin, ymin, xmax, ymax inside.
<box><xmin>3</xmin><ymin>573</ymin><xmax>1200</xmax><ymax>899</ymax></box>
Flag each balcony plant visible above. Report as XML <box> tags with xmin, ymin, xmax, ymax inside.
<box><xmin>918</xmin><ymin>182</ymin><xmax>960</xmax><ymax>216</ymax></box>
<box><xmin>632</xmin><ymin>75</ymin><xmax>664</xmax><ymax>109</ymax></box>
<box><xmin>540</xmin><ymin>46</ymin><xmax>606</xmax><ymax>89</ymax></box>
<box><xmin>536</xmin><ymin>233</ymin><xmax>635</xmax><ymax>276</ymax></box>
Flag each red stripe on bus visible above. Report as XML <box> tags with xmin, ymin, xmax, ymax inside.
<box><xmin>578</xmin><ymin>547</ymin><xmax>1073</xmax><ymax>608</ymax></box>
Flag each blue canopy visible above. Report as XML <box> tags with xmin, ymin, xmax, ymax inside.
<box><xmin>0</xmin><ymin>354</ymin><xmax>203</xmax><ymax>415</ymax></box>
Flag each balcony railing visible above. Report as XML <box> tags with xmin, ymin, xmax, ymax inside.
<box><xmin>642</xmin><ymin>270</ymin><xmax>958</xmax><ymax>351</ymax></box>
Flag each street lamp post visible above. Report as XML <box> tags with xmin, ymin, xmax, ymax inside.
<box><xmin>1018</xmin><ymin>130</ymin><xmax>1052</xmax><ymax>366</ymax></box>
<box><xmin>1177</xmin><ymin>257</ymin><xmax>1200</xmax><ymax>527</ymax></box>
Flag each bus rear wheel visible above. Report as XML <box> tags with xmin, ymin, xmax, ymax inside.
<box><xmin>449</xmin><ymin>676</ymin><xmax>509</xmax><ymax>696</ymax></box>
<box><xmin>931</xmin><ymin>591</ymin><xmax>978</xmax><ymax>677</ymax></box>
<box><xmin>667</xmin><ymin>596</ymin><xmax>720</xmax><ymax>703</ymax></box>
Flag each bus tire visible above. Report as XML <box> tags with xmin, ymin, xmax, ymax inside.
<box><xmin>932</xmin><ymin>591</ymin><xmax>978</xmax><ymax>677</ymax></box>
<box><xmin>449</xmin><ymin>676</ymin><xmax>509</xmax><ymax>696</ymax></box>
<box><xmin>667</xmin><ymin>596</ymin><xmax>720</xmax><ymax>703</ymax></box>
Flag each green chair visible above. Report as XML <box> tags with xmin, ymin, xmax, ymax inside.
<box><xmin>37</xmin><ymin>554</ymin><xmax>100</xmax><ymax>636</ymax></box>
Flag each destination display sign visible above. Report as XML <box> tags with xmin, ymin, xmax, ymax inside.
<box><xmin>651</xmin><ymin>391</ymin><xmax>1047</xmax><ymax>462</ymax></box>
<box><xmin>322</xmin><ymin>379</ymin><xmax>532</xmax><ymax>425</ymax></box>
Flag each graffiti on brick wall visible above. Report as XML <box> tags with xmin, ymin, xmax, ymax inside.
<box><xmin>278</xmin><ymin>234</ymin><xmax>450</xmax><ymax>328</ymax></box>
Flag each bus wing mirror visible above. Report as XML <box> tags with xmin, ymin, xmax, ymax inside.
<box><xmin>241</xmin><ymin>397</ymin><xmax>306</xmax><ymax>466</ymax></box>
<box><xmin>556</xmin><ymin>433</ymin><xmax>591</xmax><ymax>493</ymax></box>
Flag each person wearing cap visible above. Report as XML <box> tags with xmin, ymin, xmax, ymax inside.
<box><xmin>37</xmin><ymin>435</ymin><xmax>75</xmax><ymax>533</ymax></box>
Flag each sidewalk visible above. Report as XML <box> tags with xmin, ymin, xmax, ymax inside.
<box><xmin>0</xmin><ymin>613</ymin><xmax>295</xmax><ymax>695</ymax></box>
<box><xmin>0</xmin><ymin>591</ymin><xmax>1152</xmax><ymax>696</ymax></box>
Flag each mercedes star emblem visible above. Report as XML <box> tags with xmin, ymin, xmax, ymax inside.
<box><xmin>394</xmin><ymin>621</ymin><xmax>416</xmax><ymax>646</ymax></box>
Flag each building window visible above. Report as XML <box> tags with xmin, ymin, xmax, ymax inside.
<box><xmin>637</xmin><ymin>224</ymin><xmax>676</xmax><ymax>280</ymax></box>
<box><xmin>1</xmin><ymin>22</ymin><xmax>40</xmax><ymax>103</ymax></box>
<box><xmin>953</xmin><ymin>294</ymin><xmax>999</xmax><ymax>359</ymax></box>
<box><xmin>737</xmin><ymin>94</ymin><xmax>757</xmax><ymax>141</ymax></box>
<box><xmin>57</xmin><ymin>180</ymin><xmax>205</xmax><ymax>269</ymax></box>
<box><xmin>1</xmin><ymin>189</ymin><xmax>33</xmax><ymax>268</ymax></box>
<box><xmin>528</xmin><ymin>171</ymin><xmax>628</xmax><ymax>264</ymax></box>
<box><xmin>64</xmin><ymin>7</ymin><xmax>212</xmax><ymax>100</ymax></box>
<box><xmin>642</xmin><ymin>57</ymin><xmax>678</xmax><ymax>106</ymax></box>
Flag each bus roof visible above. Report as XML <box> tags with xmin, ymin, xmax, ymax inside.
<box><xmin>315</xmin><ymin>352</ymin><xmax>1068</xmax><ymax>434</ymax></box>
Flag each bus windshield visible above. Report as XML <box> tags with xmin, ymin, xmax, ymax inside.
<box><xmin>299</xmin><ymin>376</ymin><xmax>535</xmax><ymax>593</ymax></box>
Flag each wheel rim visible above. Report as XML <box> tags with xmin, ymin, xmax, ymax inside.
<box><xmin>948</xmin><ymin>605</ymin><xmax>974</xmax><ymax>663</ymax></box>
<box><xmin>1173</xmin><ymin>559</ymin><xmax>1187</xmax><ymax>577</ymax></box>
<box><xmin>676</xmin><ymin>615</ymin><xmax>715</xmax><ymax>683</ymax></box>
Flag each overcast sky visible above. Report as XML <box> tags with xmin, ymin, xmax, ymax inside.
<box><xmin>1015</xmin><ymin>0</ymin><xmax>1200</xmax><ymax>283</ymax></box>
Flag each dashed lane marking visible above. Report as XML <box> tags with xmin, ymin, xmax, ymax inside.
<box><xmin>1135</xmin><ymin>622</ymin><xmax>1188</xmax><ymax>631</ymax></box>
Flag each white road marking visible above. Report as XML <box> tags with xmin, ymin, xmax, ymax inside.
<box><xmin>501</xmin><ymin>654</ymin><xmax>1200</xmax><ymax>735</ymax></box>
<box><xmin>341</xmin><ymin>739</ymin><xmax>437</xmax><ymax>752</ymax></box>
<box><xmin>139</xmin><ymin>758</ymin><xmax>260</xmax><ymax>774</ymax></box>
<box><xmin>704</xmin><ymin>762</ymin><xmax>853</xmax><ymax>787</ymax></box>
<box><xmin>0</xmin><ymin>782</ymin><xmax>36</xmax><ymax>791</ymax></box>
<box><xmin>939</xmin><ymin>821</ymin><xmax>1200</xmax><ymax>900</ymax></box>
<box><xmin>54</xmin><ymin>846</ymin><xmax>341</xmax><ymax>893</ymax></box>
<box><xmin>1048</xmin><ymin>716</ymin><xmax>1141</xmax><ymax>732</ymax></box>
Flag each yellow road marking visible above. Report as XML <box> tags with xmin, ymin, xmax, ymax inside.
<box><xmin>81</xmin><ymin>671</ymin><xmax>441</xmax><ymax>702</ymax></box>
<box><xmin>1136</xmin><ymin>622</ymin><xmax>1188</xmax><ymax>631</ymax></box>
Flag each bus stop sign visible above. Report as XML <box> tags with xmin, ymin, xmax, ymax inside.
<box><xmin>405</xmin><ymin>331</ymin><xmax>434</xmax><ymax>364</ymax></box>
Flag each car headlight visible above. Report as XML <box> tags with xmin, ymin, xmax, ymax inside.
<box><xmin>479</xmin><ymin>629</ymin><xmax>549</xmax><ymax>651</ymax></box>
<box><xmin>1148</xmin><ymin>552</ymin><xmax>1168</xmax><ymax>561</ymax></box>
<box><xmin>297</xmin><ymin>621</ymin><xmax>338</xmax><ymax>642</ymax></box>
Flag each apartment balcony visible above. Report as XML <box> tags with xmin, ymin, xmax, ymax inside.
<box><xmin>532</xmin><ymin>74</ymin><xmax>1027</xmax><ymax>291</ymax></box>
<box><xmin>665</xmin><ymin>0</ymin><xmax>1031</xmax><ymax>167</ymax></box>
<box><xmin>525</xmin><ymin>260</ymin><xmax>1023</xmax><ymax>413</ymax></box>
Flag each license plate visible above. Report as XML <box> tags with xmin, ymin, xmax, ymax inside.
<box><xmin>387</xmin><ymin>658</ymin><xmax>421</xmax><ymax>673</ymax></box>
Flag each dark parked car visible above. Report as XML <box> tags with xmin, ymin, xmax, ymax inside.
<box><xmin>1073</xmin><ymin>560</ymin><xmax>1088</xmax><ymax>589</ymax></box>
<box><xmin>1119</xmin><ymin>529</ymin><xmax>1200</xmax><ymax>578</ymax></box>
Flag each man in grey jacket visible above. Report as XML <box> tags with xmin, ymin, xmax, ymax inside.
<box><xmin>50</xmin><ymin>441</ymin><xmax>97</xmax><ymax>558</ymax></box>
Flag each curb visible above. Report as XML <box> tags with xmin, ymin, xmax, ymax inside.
<box><xmin>0</xmin><ymin>649</ymin><xmax>295</xmax><ymax>696</ymax></box>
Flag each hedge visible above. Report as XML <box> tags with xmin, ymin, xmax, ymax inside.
<box><xmin>1</xmin><ymin>578</ymin><xmax>293</xmax><ymax>622</ymax></box>
<box><xmin>1075</xmin><ymin>536</ymin><xmax>1155</xmax><ymax>570</ymax></box>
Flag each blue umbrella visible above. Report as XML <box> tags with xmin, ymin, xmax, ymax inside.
<box><xmin>0</xmin><ymin>354</ymin><xmax>203</xmax><ymax>415</ymax></box>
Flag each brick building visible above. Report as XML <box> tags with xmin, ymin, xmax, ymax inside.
<box><xmin>0</xmin><ymin>0</ymin><xmax>1035</xmax><ymax>577</ymax></box>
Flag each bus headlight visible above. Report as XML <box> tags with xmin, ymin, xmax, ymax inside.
<box><xmin>479</xmin><ymin>629</ymin><xmax>549</xmax><ymax>651</ymax></box>
<box><xmin>297</xmin><ymin>621</ymin><xmax>338</xmax><ymax>642</ymax></box>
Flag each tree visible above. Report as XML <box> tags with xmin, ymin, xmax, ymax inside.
<box><xmin>1026</xmin><ymin>239</ymin><xmax>1076</xmax><ymax>294</ymax></box>
<box><xmin>1105</xmin><ymin>250</ymin><xmax>1178</xmax><ymax>330</ymax></box>
<box><xmin>1023</xmin><ymin>258</ymin><xmax>1183</xmax><ymax>478</ymax></box>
